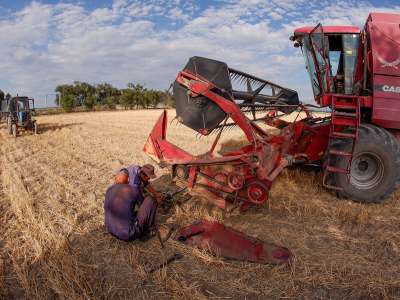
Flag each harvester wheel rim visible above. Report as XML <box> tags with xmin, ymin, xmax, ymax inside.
<box><xmin>350</xmin><ymin>152</ymin><xmax>384</xmax><ymax>189</ymax></box>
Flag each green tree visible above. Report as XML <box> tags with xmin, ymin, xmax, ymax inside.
<box><xmin>74</xmin><ymin>81</ymin><xmax>94</xmax><ymax>106</ymax></box>
<box><xmin>109</xmin><ymin>87</ymin><xmax>121</xmax><ymax>102</ymax></box>
<box><xmin>120</xmin><ymin>89</ymin><xmax>134</xmax><ymax>109</ymax></box>
<box><xmin>159</xmin><ymin>90</ymin><xmax>174</xmax><ymax>108</ymax></box>
<box><xmin>127</xmin><ymin>83</ymin><xmax>147</xmax><ymax>109</ymax></box>
<box><xmin>0</xmin><ymin>89</ymin><xmax>4</xmax><ymax>100</ymax></box>
<box><xmin>95</xmin><ymin>82</ymin><xmax>116</xmax><ymax>105</ymax></box>
<box><xmin>84</xmin><ymin>92</ymin><xmax>96</xmax><ymax>110</ymax></box>
<box><xmin>144</xmin><ymin>89</ymin><xmax>159</xmax><ymax>108</ymax></box>
<box><xmin>55</xmin><ymin>84</ymin><xmax>75</xmax><ymax>106</ymax></box>
<box><xmin>61</xmin><ymin>94</ymin><xmax>77</xmax><ymax>112</ymax></box>
<box><xmin>106</xmin><ymin>96</ymin><xmax>116</xmax><ymax>110</ymax></box>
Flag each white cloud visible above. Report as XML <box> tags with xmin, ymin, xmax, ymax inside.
<box><xmin>0</xmin><ymin>0</ymin><xmax>399</xmax><ymax>107</ymax></box>
<box><xmin>0</xmin><ymin>1</ymin><xmax>53</xmax><ymax>46</ymax></box>
<box><xmin>126</xmin><ymin>1</ymin><xmax>165</xmax><ymax>18</ymax></box>
<box><xmin>167</xmin><ymin>7</ymin><xmax>189</xmax><ymax>21</ymax></box>
<box><xmin>113</xmin><ymin>0</ymin><xmax>128</xmax><ymax>10</ymax></box>
<box><xmin>275</xmin><ymin>8</ymin><xmax>286</xmax><ymax>14</ymax></box>
<box><xmin>268</xmin><ymin>11</ymin><xmax>283</xmax><ymax>20</ymax></box>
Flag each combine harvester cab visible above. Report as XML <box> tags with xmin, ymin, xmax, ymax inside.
<box><xmin>290</xmin><ymin>12</ymin><xmax>400</xmax><ymax>203</ymax></box>
<box><xmin>144</xmin><ymin>56</ymin><xmax>332</xmax><ymax>213</ymax></box>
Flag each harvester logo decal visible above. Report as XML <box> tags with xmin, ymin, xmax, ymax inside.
<box><xmin>376</xmin><ymin>51</ymin><xmax>400</xmax><ymax>69</ymax></box>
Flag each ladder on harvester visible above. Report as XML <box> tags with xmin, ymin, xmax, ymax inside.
<box><xmin>323</xmin><ymin>96</ymin><xmax>361</xmax><ymax>190</ymax></box>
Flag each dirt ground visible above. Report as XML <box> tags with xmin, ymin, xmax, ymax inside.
<box><xmin>0</xmin><ymin>109</ymin><xmax>399</xmax><ymax>299</ymax></box>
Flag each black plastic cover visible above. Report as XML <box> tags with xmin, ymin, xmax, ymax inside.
<box><xmin>173</xmin><ymin>56</ymin><xmax>233</xmax><ymax>134</ymax></box>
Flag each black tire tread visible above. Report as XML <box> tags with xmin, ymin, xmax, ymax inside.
<box><xmin>323</xmin><ymin>124</ymin><xmax>400</xmax><ymax>204</ymax></box>
<box><xmin>12</xmin><ymin>123</ymin><xmax>17</xmax><ymax>138</ymax></box>
<box><xmin>7</xmin><ymin>117</ymin><xmax>12</xmax><ymax>134</ymax></box>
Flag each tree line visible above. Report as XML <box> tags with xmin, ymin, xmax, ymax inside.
<box><xmin>0</xmin><ymin>90</ymin><xmax>10</xmax><ymax>101</ymax></box>
<box><xmin>55</xmin><ymin>81</ymin><xmax>174</xmax><ymax>112</ymax></box>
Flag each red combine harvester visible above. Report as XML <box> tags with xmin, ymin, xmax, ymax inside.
<box><xmin>144</xmin><ymin>13</ymin><xmax>400</xmax><ymax>213</ymax></box>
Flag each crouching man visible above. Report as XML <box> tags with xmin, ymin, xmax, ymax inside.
<box><xmin>104</xmin><ymin>168</ymin><xmax>157</xmax><ymax>242</ymax></box>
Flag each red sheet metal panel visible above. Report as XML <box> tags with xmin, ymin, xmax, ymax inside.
<box><xmin>294</xmin><ymin>26</ymin><xmax>360</xmax><ymax>35</ymax></box>
<box><xmin>143</xmin><ymin>110</ymin><xmax>196</xmax><ymax>162</ymax></box>
<box><xmin>368</xmin><ymin>13</ymin><xmax>400</xmax><ymax>129</ymax></box>
<box><xmin>175</xmin><ymin>220</ymin><xmax>292</xmax><ymax>265</ymax></box>
<box><xmin>301</xmin><ymin>122</ymin><xmax>331</xmax><ymax>163</ymax></box>
<box><xmin>369</xmin><ymin>13</ymin><xmax>400</xmax><ymax>24</ymax></box>
<box><xmin>372</xmin><ymin>75</ymin><xmax>400</xmax><ymax>129</ymax></box>
<box><xmin>367</xmin><ymin>13</ymin><xmax>400</xmax><ymax>78</ymax></box>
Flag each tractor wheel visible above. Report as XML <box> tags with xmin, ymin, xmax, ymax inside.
<box><xmin>32</xmin><ymin>121</ymin><xmax>38</xmax><ymax>134</ymax></box>
<box><xmin>12</xmin><ymin>123</ymin><xmax>18</xmax><ymax>138</ymax></box>
<box><xmin>324</xmin><ymin>124</ymin><xmax>400</xmax><ymax>203</ymax></box>
<box><xmin>7</xmin><ymin>117</ymin><xmax>12</xmax><ymax>134</ymax></box>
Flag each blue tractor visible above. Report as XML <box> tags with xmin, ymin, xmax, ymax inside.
<box><xmin>1</xmin><ymin>95</ymin><xmax>37</xmax><ymax>137</ymax></box>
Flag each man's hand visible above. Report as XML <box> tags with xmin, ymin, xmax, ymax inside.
<box><xmin>146</xmin><ymin>183</ymin><xmax>164</xmax><ymax>205</ymax></box>
<box><xmin>155</xmin><ymin>193</ymin><xmax>164</xmax><ymax>205</ymax></box>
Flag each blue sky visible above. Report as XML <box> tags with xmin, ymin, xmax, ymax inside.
<box><xmin>0</xmin><ymin>0</ymin><xmax>399</xmax><ymax>108</ymax></box>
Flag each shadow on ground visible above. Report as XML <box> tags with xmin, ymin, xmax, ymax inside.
<box><xmin>38</xmin><ymin>122</ymin><xmax>84</xmax><ymax>133</ymax></box>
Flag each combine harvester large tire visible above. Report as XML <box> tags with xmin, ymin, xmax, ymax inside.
<box><xmin>325</xmin><ymin>124</ymin><xmax>400</xmax><ymax>203</ymax></box>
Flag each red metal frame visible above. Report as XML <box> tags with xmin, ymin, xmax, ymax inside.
<box><xmin>309</xmin><ymin>25</ymin><xmax>331</xmax><ymax>97</ymax></box>
<box><xmin>144</xmin><ymin>70</ymin><xmax>330</xmax><ymax>212</ymax></box>
<box><xmin>177</xmin><ymin>71</ymin><xmax>270</xmax><ymax>142</ymax></box>
<box><xmin>294</xmin><ymin>26</ymin><xmax>361</xmax><ymax>35</ymax></box>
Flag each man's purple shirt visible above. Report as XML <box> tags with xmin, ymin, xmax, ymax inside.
<box><xmin>126</xmin><ymin>165</ymin><xmax>149</xmax><ymax>187</ymax></box>
<box><xmin>113</xmin><ymin>165</ymin><xmax>149</xmax><ymax>187</ymax></box>
<box><xmin>104</xmin><ymin>183</ymin><xmax>144</xmax><ymax>240</ymax></box>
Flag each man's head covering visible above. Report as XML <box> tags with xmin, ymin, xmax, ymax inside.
<box><xmin>141</xmin><ymin>164</ymin><xmax>156</xmax><ymax>179</ymax></box>
<box><xmin>115</xmin><ymin>168</ymin><xmax>129</xmax><ymax>176</ymax></box>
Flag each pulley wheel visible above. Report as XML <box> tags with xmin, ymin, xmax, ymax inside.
<box><xmin>176</xmin><ymin>165</ymin><xmax>189</xmax><ymax>180</ymax></box>
<box><xmin>173</xmin><ymin>56</ymin><xmax>233</xmax><ymax>134</ymax></box>
<box><xmin>227</xmin><ymin>172</ymin><xmax>245</xmax><ymax>191</ymax></box>
<box><xmin>211</xmin><ymin>169</ymin><xmax>230</xmax><ymax>193</ymax></box>
<box><xmin>246</xmin><ymin>182</ymin><xmax>269</xmax><ymax>205</ymax></box>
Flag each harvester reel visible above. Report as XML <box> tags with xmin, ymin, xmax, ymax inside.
<box><xmin>173</xmin><ymin>56</ymin><xmax>233</xmax><ymax>135</ymax></box>
<box><xmin>246</xmin><ymin>182</ymin><xmax>269</xmax><ymax>205</ymax></box>
<box><xmin>227</xmin><ymin>172</ymin><xmax>245</xmax><ymax>191</ymax></box>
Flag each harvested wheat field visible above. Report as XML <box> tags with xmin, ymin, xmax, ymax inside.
<box><xmin>0</xmin><ymin>109</ymin><xmax>399</xmax><ymax>299</ymax></box>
